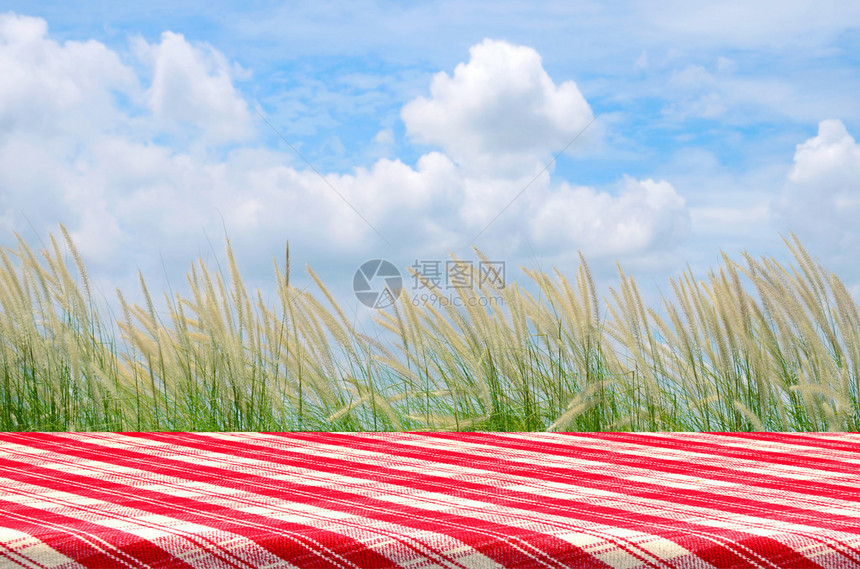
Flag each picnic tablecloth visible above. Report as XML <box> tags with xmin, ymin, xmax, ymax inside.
<box><xmin>1</xmin><ymin>432</ymin><xmax>859</xmax><ymax>569</ymax></box>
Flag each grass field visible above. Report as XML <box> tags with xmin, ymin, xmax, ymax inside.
<box><xmin>1</xmin><ymin>225</ymin><xmax>858</xmax><ymax>432</ymax></box>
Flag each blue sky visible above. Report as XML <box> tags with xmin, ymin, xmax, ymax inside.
<box><xmin>1</xmin><ymin>1</ymin><xmax>860</xmax><ymax>338</ymax></box>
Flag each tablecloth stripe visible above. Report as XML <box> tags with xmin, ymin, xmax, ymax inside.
<box><xmin>73</xmin><ymin>433</ymin><xmax>801</xmax><ymax>567</ymax></box>
<box><xmin>0</xmin><ymin>439</ymin><xmax>411</xmax><ymax>569</ymax></box>
<box><xmin>1</xmin><ymin>434</ymin><xmax>595</xmax><ymax>569</ymax></box>
<box><xmin>2</xmin><ymin>432</ymin><xmax>860</xmax><ymax>568</ymax></box>
<box><xmin>0</xmin><ymin>430</ymin><xmax>848</xmax><ymax>568</ymax></box>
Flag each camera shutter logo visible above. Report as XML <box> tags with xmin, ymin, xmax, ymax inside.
<box><xmin>353</xmin><ymin>259</ymin><xmax>403</xmax><ymax>308</ymax></box>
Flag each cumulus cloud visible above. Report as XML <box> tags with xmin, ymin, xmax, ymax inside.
<box><xmin>0</xmin><ymin>20</ymin><xmax>691</xmax><ymax>330</ymax></box>
<box><xmin>529</xmin><ymin>176</ymin><xmax>690</xmax><ymax>257</ymax></box>
<box><xmin>0</xmin><ymin>13</ymin><xmax>138</xmax><ymax>139</ymax></box>
<box><xmin>134</xmin><ymin>31</ymin><xmax>253</xmax><ymax>143</ymax></box>
<box><xmin>401</xmin><ymin>39</ymin><xmax>594</xmax><ymax>174</ymax></box>
<box><xmin>786</xmin><ymin>119</ymin><xmax>860</xmax><ymax>188</ymax></box>
<box><xmin>373</xmin><ymin>128</ymin><xmax>394</xmax><ymax>145</ymax></box>
<box><xmin>770</xmin><ymin>118</ymin><xmax>860</xmax><ymax>304</ymax></box>
<box><xmin>772</xmin><ymin>119</ymin><xmax>860</xmax><ymax>258</ymax></box>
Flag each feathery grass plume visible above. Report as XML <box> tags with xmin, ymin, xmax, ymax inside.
<box><xmin>0</xmin><ymin>246</ymin><xmax>29</xmax><ymax>319</ymax></box>
<box><xmin>786</xmin><ymin>259</ymin><xmax>844</xmax><ymax>368</ymax></box>
<box><xmin>661</xmin><ymin>281</ymin><xmax>712</xmax><ymax>423</ymax></box>
<box><xmin>748</xmin><ymin>300</ymin><xmax>790</xmax><ymax>429</ymax></box>
<box><xmin>756</xmin><ymin>256</ymin><xmax>812</xmax><ymax>343</ymax></box>
<box><xmin>135</xmin><ymin>269</ymin><xmax>167</xmax><ymax>423</ymax></box>
<box><xmin>196</xmin><ymin>259</ymin><xmax>226</xmax><ymax>339</ymax></box>
<box><xmin>687</xmin><ymin>272</ymin><xmax>727</xmax><ymax>391</ymax></box>
<box><xmin>732</xmin><ymin>399</ymin><xmax>765</xmax><ymax>431</ymax></box>
<box><xmin>790</xmin><ymin>378</ymin><xmax>849</xmax><ymax>431</ymax></box>
<box><xmin>256</xmin><ymin>299</ymin><xmax>292</xmax><ymax>424</ymax></box>
<box><xmin>59</xmin><ymin>224</ymin><xmax>95</xmax><ymax>328</ymax></box>
<box><xmin>194</xmin><ymin>271</ymin><xmax>248</xmax><ymax>425</ymax></box>
<box><xmin>224</xmin><ymin>237</ymin><xmax>248</xmax><ymax>341</ymax></box>
<box><xmin>830</xmin><ymin>272</ymin><xmax>860</xmax><ymax>333</ymax></box>
<box><xmin>445</xmin><ymin>252</ymin><xmax>494</xmax><ymax>344</ymax></box>
<box><xmin>7</xmin><ymin>222</ymin><xmax>860</xmax><ymax>432</ymax></box>
<box><xmin>213</xmin><ymin>268</ymin><xmax>238</xmax><ymax>352</ymax></box>
<box><xmin>48</xmin><ymin>235</ymin><xmax>86</xmax><ymax>325</ymax></box>
<box><xmin>306</xmin><ymin>265</ymin><xmax>355</xmax><ymax>339</ymax></box>
<box><xmin>531</xmin><ymin>260</ymin><xmax>609</xmax><ymax>427</ymax></box>
<box><xmin>0</xmin><ymin>232</ymin><xmax>113</xmax><ymax>429</ymax></box>
<box><xmin>749</xmin><ymin>271</ymin><xmax>800</xmax><ymax>365</ymax></box>
<box><xmin>16</xmin><ymin>239</ymin><xmax>59</xmax><ymax>347</ymax></box>
<box><xmin>383</xmin><ymin>269</ymin><xmax>429</xmax><ymax>384</ymax></box>
<box><xmin>711</xmin><ymin>264</ymin><xmax>773</xmax><ymax>428</ymax></box>
<box><xmin>726</xmin><ymin>255</ymin><xmax>752</xmax><ymax>333</ymax></box>
<box><xmin>766</xmin><ymin>258</ymin><xmax>840</xmax><ymax>376</ymax></box>
<box><xmin>828</xmin><ymin>274</ymin><xmax>860</xmax><ymax>419</ymax></box>
<box><xmin>578</xmin><ymin>250</ymin><xmax>600</xmax><ymax>332</ymax></box>
<box><xmin>305</xmin><ymin>266</ymin><xmax>357</xmax><ymax>360</ymax></box>
<box><xmin>646</xmin><ymin>303</ymin><xmax>711</xmax><ymax>427</ymax></box>
<box><xmin>725</xmin><ymin>258</ymin><xmax>770</xmax><ymax>419</ymax></box>
<box><xmin>606</xmin><ymin>269</ymin><xmax>663</xmax><ymax>419</ymax></box>
<box><xmin>296</xmin><ymin>294</ymin><xmax>345</xmax><ymax>372</ymax></box>
<box><xmin>161</xmin><ymin>291</ymin><xmax>207</xmax><ymax>428</ymax></box>
<box><xmin>546</xmin><ymin>378</ymin><xmax>612</xmax><ymax>432</ymax></box>
<box><xmin>115</xmin><ymin>287</ymin><xmax>148</xmax><ymax>429</ymax></box>
<box><xmin>628</xmin><ymin>271</ymin><xmax>668</xmax><ymax>389</ymax></box>
<box><xmin>670</xmin><ymin>270</ymin><xmax>703</xmax><ymax>362</ymax></box>
<box><xmin>708</xmin><ymin>268</ymin><xmax>747</xmax><ymax>419</ymax></box>
<box><xmin>398</xmin><ymin>279</ymin><xmax>494</xmax><ymax>427</ymax></box>
<box><xmin>273</xmin><ymin>292</ymin><xmax>310</xmax><ymax>428</ymax></box>
<box><xmin>546</xmin><ymin>267</ymin><xmax>584</xmax><ymax>336</ymax></box>
<box><xmin>374</xmin><ymin>304</ymin><xmax>412</xmax><ymax>358</ymax></box>
<box><xmin>545</xmin><ymin>268</ymin><xmax>583</xmax><ymax>337</ymax></box>
<box><xmin>784</xmin><ymin>232</ymin><xmax>830</xmax><ymax>313</ymax></box>
<box><xmin>219</xmin><ymin>239</ymin><xmax>270</xmax><ymax>423</ymax></box>
<box><xmin>388</xmin><ymin>289</ymin><xmax>414</xmax><ymax>357</ymax></box>
<box><xmin>415</xmin><ymin>309</ymin><xmax>488</xmax><ymax>409</ymax></box>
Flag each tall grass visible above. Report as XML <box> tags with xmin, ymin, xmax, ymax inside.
<box><xmin>1</xmin><ymin>225</ymin><xmax>858</xmax><ymax>432</ymax></box>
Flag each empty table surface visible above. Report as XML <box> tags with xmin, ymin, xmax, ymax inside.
<box><xmin>1</xmin><ymin>432</ymin><xmax>859</xmax><ymax>568</ymax></box>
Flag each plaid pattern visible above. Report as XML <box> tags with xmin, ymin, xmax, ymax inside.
<box><xmin>1</xmin><ymin>432</ymin><xmax>859</xmax><ymax>568</ymax></box>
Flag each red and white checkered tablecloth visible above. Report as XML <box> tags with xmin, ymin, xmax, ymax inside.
<box><xmin>1</xmin><ymin>432</ymin><xmax>859</xmax><ymax>569</ymax></box>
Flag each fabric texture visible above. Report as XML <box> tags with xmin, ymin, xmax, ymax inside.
<box><xmin>0</xmin><ymin>432</ymin><xmax>859</xmax><ymax>568</ymax></box>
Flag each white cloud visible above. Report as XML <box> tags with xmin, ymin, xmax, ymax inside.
<box><xmin>401</xmin><ymin>39</ymin><xmax>594</xmax><ymax>174</ymax></box>
<box><xmin>0</xmin><ymin>20</ymin><xmax>692</xmax><ymax>334</ymax></box>
<box><xmin>715</xmin><ymin>56</ymin><xmax>737</xmax><ymax>74</ymax></box>
<box><xmin>635</xmin><ymin>0</ymin><xmax>860</xmax><ymax>48</ymax></box>
<box><xmin>529</xmin><ymin>177</ymin><xmax>690</xmax><ymax>258</ymax></box>
<box><xmin>662</xmin><ymin>60</ymin><xmax>816</xmax><ymax>122</ymax></box>
<box><xmin>671</xmin><ymin>64</ymin><xmax>715</xmax><ymax>89</ymax></box>
<box><xmin>0</xmin><ymin>13</ymin><xmax>138</xmax><ymax>139</ymax></box>
<box><xmin>771</xmin><ymin>119</ymin><xmax>860</xmax><ymax>295</ymax></box>
<box><xmin>3</xmin><ymin>2</ymin><xmax>855</xmax><ymax>324</ymax></box>
<box><xmin>690</xmin><ymin>205</ymin><xmax>769</xmax><ymax>230</ymax></box>
<box><xmin>786</xmin><ymin>119</ymin><xmax>860</xmax><ymax>187</ymax></box>
<box><xmin>134</xmin><ymin>31</ymin><xmax>253</xmax><ymax>143</ymax></box>
<box><xmin>373</xmin><ymin>128</ymin><xmax>394</xmax><ymax>145</ymax></box>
